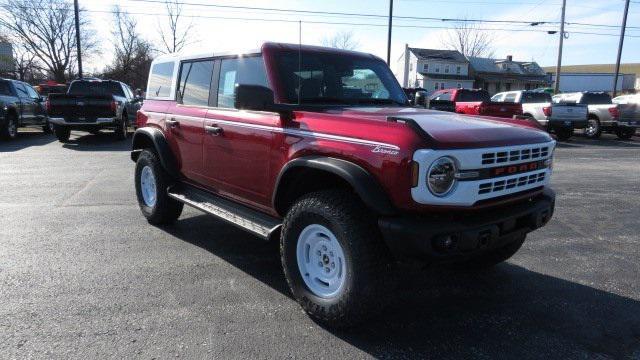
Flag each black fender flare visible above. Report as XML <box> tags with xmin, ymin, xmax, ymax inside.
<box><xmin>130</xmin><ymin>127</ymin><xmax>180</xmax><ymax>179</ymax></box>
<box><xmin>273</xmin><ymin>156</ymin><xmax>396</xmax><ymax>216</ymax></box>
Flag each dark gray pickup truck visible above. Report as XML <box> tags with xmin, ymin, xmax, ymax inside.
<box><xmin>47</xmin><ymin>79</ymin><xmax>142</xmax><ymax>142</ymax></box>
<box><xmin>0</xmin><ymin>78</ymin><xmax>49</xmax><ymax>140</ymax></box>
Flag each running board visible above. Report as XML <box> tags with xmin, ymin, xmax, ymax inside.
<box><xmin>167</xmin><ymin>183</ymin><xmax>281</xmax><ymax>240</ymax></box>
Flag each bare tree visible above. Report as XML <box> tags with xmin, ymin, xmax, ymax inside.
<box><xmin>158</xmin><ymin>0</ymin><xmax>193</xmax><ymax>54</ymax></box>
<box><xmin>442</xmin><ymin>22</ymin><xmax>495</xmax><ymax>58</ymax></box>
<box><xmin>102</xmin><ymin>6</ymin><xmax>154</xmax><ymax>88</ymax></box>
<box><xmin>0</xmin><ymin>0</ymin><xmax>98</xmax><ymax>82</ymax></box>
<box><xmin>321</xmin><ymin>31</ymin><xmax>359</xmax><ymax>50</ymax></box>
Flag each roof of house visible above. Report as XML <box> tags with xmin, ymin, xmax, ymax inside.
<box><xmin>408</xmin><ymin>48</ymin><xmax>468</xmax><ymax>63</ymax></box>
<box><xmin>420</xmin><ymin>74</ymin><xmax>475</xmax><ymax>81</ymax></box>
<box><xmin>468</xmin><ymin>56</ymin><xmax>546</xmax><ymax>77</ymax></box>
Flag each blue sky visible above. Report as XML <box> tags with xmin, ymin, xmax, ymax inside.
<box><xmin>84</xmin><ymin>0</ymin><xmax>639</xmax><ymax>72</ymax></box>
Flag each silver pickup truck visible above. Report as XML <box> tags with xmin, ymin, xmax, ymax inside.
<box><xmin>613</xmin><ymin>95</ymin><xmax>639</xmax><ymax>139</ymax></box>
<box><xmin>553</xmin><ymin>92</ymin><xmax>634</xmax><ymax>140</ymax></box>
<box><xmin>492</xmin><ymin>90</ymin><xmax>587</xmax><ymax>141</ymax></box>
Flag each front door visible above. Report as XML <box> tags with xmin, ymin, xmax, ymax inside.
<box><xmin>165</xmin><ymin>59</ymin><xmax>214</xmax><ymax>180</ymax></box>
<box><xmin>14</xmin><ymin>82</ymin><xmax>36</xmax><ymax>124</ymax></box>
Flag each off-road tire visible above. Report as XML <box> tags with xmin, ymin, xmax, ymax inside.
<box><xmin>54</xmin><ymin>125</ymin><xmax>71</xmax><ymax>142</ymax></box>
<box><xmin>280</xmin><ymin>190</ymin><xmax>388</xmax><ymax>327</ymax></box>
<box><xmin>455</xmin><ymin>235</ymin><xmax>526</xmax><ymax>269</ymax></box>
<box><xmin>616</xmin><ymin>127</ymin><xmax>636</xmax><ymax>140</ymax></box>
<box><xmin>135</xmin><ymin>149</ymin><xmax>183</xmax><ymax>225</ymax></box>
<box><xmin>114</xmin><ymin>115</ymin><xmax>128</xmax><ymax>140</ymax></box>
<box><xmin>555</xmin><ymin>127</ymin><xmax>573</xmax><ymax>141</ymax></box>
<box><xmin>0</xmin><ymin>113</ymin><xmax>18</xmax><ymax>140</ymax></box>
<box><xmin>584</xmin><ymin>116</ymin><xmax>602</xmax><ymax>139</ymax></box>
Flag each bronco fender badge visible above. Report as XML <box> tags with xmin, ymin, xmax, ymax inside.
<box><xmin>371</xmin><ymin>145</ymin><xmax>399</xmax><ymax>155</ymax></box>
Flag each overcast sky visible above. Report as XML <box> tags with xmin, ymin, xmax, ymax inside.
<box><xmin>82</xmin><ymin>0</ymin><xmax>639</xmax><ymax>73</ymax></box>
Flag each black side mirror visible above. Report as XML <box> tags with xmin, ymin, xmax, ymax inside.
<box><xmin>234</xmin><ymin>84</ymin><xmax>275</xmax><ymax>111</ymax></box>
<box><xmin>415</xmin><ymin>91</ymin><xmax>426</xmax><ymax>107</ymax></box>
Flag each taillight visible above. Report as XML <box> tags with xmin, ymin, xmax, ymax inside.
<box><xmin>543</xmin><ymin>106</ymin><xmax>552</xmax><ymax>117</ymax></box>
<box><xmin>608</xmin><ymin>106</ymin><xmax>619</xmax><ymax>119</ymax></box>
<box><xmin>110</xmin><ymin>100</ymin><xmax>117</xmax><ymax>113</ymax></box>
<box><xmin>475</xmin><ymin>105</ymin><xmax>484</xmax><ymax>115</ymax></box>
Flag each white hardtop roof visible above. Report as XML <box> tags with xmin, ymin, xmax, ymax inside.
<box><xmin>152</xmin><ymin>48</ymin><xmax>261</xmax><ymax>63</ymax></box>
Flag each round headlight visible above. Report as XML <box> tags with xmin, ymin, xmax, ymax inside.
<box><xmin>427</xmin><ymin>157</ymin><xmax>457</xmax><ymax>196</ymax></box>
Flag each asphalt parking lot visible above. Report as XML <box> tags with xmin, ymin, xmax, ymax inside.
<box><xmin>1</xmin><ymin>130</ymin><xmax>639</xmax><ymax>359</ymax></box>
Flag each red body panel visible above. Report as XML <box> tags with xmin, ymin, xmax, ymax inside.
<box><xmin>434</xmin><ymin>89</ymin><xmax>523</xmax><ymax>118</ymax></box>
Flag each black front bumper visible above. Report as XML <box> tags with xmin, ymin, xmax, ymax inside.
<box><xmin>378</xmin><ymin>188</ymin><xmax>555</xmax><ymax>262</ymax></box>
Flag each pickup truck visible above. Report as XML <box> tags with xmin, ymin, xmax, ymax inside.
<box><xmin>613</xmin><ymin>94</ymin><xmax>639</xmax><ymax>139</ymax></box>
<box><xmin>0</xmin><ymin>78</ymin><xmax>50</xmax><ymax>140</ymax></box>
<box><xmin>132</xmin><ymin>43</ymin><xmax>556</xmax><ymax>327</ymax></box>
<box><xmin>491</xmin><ymin>90</ymin><xmax>588</xmax><ymax>141</ymax></box>
<box><xmin>553</xmin><ymin>92</ymin><xmax>633</xmax><ymax>139</ymax></box>
<box><xmin>47</xmin><ymin>79</ymin><xmax>142</xmax><ymax>142</ymax></box>
<box><xmin>429</xmin><ymin>88</ymin><xmax>523</xmax><ymax>118</ymax></box>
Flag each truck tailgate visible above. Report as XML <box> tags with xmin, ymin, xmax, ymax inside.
<box><xmin>48</xmin><ymin>94</ymin><xmax>115</xmax><ymax>121</ymax></box>
<box><xmin>480</xmin><ymin>102</ymin><xmax>522</xmax><ymax>118</ymax></box>
<box><xmin>550</xmin><ymin>103</ymin><xmax>588</xmax><ymax>122</ymax></box>
<box><xmin>619</xmin><ymin>103</ymin><xmax>640</xmax><ymax>127</ymax></box>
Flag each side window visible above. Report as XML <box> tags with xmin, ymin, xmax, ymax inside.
<box><xmin>504</xmin><ymin>93</ymin><xmax>517</xmax><ymax>103</ymax></box>
<box><xmin>216</xmin><ymin>56</ymin><xmax>269</xmax><ymax>109</ymax></box>
<box><xmin>15</xmin><ymin>83</ymin><xmax>30</xmax><ymax>99</ymax></box>
<box><xmin>123</xmin><ymin>85</ymin><xmax>133</xmax><ymax>99</ymax></box>
<box><xmin>491</xmin><ymin>94</ymin><xmax>503</xmax><ymax>102</ymax></box>
<box><xmin>148</xmin><ymin>61</ymin><xmax>175</xmax><ymax>98</ymax></box>
<box><xmin>25</xmin><ymin>85</ymin><xmax>40</xmax><ymax>99</ymax></box>
<box><xmin>177</xmin><ymin>59</ymin><xmax>214</xmax><ymax>106</ymax></box>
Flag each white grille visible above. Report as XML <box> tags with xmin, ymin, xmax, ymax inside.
<box><xmin>482</xmin><ymin>146</ymin><xmax>549</xmax><ymax>165</ymax></box>
<box><xmin>478</xmin><ymin>172</ymin><xmax>546</xmax><ymax>195</ymax></box>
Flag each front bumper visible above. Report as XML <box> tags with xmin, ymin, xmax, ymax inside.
<box><xmin>378</xmin><ymin>187</ymin><xmax>555</xmax><ymax>262</ymax></box>
<box><xmin>48</xmin><ymin>117</ymin><xmax>117</xmax><ymax>126</ymax></box>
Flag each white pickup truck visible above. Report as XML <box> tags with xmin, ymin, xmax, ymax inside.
<box><xmin>553</xmin><ymin>92</ymin><xmax>634</xmax><ymax>140</ymax></box>
<box><xmin>492</xmin><ymin>90</ymin><xmax>587</xmax><ymax>141</ymax></box>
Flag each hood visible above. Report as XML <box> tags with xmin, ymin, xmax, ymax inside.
<box><xmin>334</xmin><ymin>107</ymin><xmax>552</xmax><ymax>149</ymax></box>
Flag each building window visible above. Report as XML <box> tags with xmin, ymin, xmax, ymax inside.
<box><xmin>440</xmin><ymin>82</ymin><xmax>445</xmax><ymax>90</ymax></box>
<box><xmin>423</xmin><ymin>64</ymin><xmax>428</xmax><ymax>72</ymax></box>
<box><xmin>434</xmin><ymin>82</ymin><xmax>439</xmax><ymax>91</ymax></box>
<box><xmin>434</xmin><ymin>65</ymin><xmax>440</xmax><ymax>73</ymax></box>
<box><xmin>457</xmin><ymin>83</ymin><xmax>462</xmax><ymax>89</ymax></box>
<box><xmin>505</xmin><ymin>83</ymin><xmax>512</xmax><ymax>91</ymax></box>
<box><xmin>456</xmin><ymin>66</ymin><xmax>461</xmax><ymax>74</ymax></box>
<box><xmin>444</xmin><ymin>65</ymin><xmax>450</xmax><ymax>73</ymax></box>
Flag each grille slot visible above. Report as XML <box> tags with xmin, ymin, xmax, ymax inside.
<box><xmin>481</xmin><ymin>146</ymin><xmax>549</xmax><ymax>165</ymax></box>
<box><xmin>478</xmin><ymin>171</ymin><xmax>546</xmax><ymax>194</ymax></box>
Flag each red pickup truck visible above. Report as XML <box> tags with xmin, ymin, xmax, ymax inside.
<box><xmin>132</xmin><ymin>43</ymin><xmax>555</xmax><ymax>327</ymax></box>
<box><xmin>431</xmin><ymin>88</ymin><xmax>523</xmax><ymax>118</ymax></box>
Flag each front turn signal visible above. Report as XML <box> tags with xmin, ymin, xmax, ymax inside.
<box><xmin>411</xmin><ymin>161</ymin><xmax>420</xmax><ymax>188</ymax></box>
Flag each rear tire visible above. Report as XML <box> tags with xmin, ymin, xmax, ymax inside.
<box><xmin>43</xmin><ymin>120</ymin><xmax>54</xmax><ymax>134</ymax></box>
<box><xmin>114</xmin><ymin>115</ymin><xmax>128</xmax><ymax>140</ymax></box>
<box><xmin>584</xmin><ymin>117</ymin><xmax>602</xmax><ymax>139</ymax></box>
<box><xmin>555</xmin><ymin>127</ymin><xmax>573</xmax><ymax>141</ymax></box>
<box><xmin>54</xmin><ymin>125</ymin><xmax>71</xmax><ymax>143</ymax></box>
<box><xmin>135</xmin><ymin>149</ymin><xmax>183</xmax><ymax>225</ymax></box>
<box><xmin>616</xmin><ymin>127</ymin><xmax>636</xmax><ymax>140</ymax></box>
<box><xmin>280</xmin><ymin>190</ymin><xmax>388</xmax><ymax>327</ymax></box>
<box><xmin>0</xmin><ymin>113</ymin><xmax>18</xmax><ymax>140</ymax></box>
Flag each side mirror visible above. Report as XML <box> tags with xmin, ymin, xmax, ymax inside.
<box><xmin>414</xmin><ymin>91</ymin><xmax>426</xmax><ymax>107</ymax></box>
<box><xmin>234</xmin><ymin>84</ymin><xmax>275</xmax><ymax>111</ymax></box>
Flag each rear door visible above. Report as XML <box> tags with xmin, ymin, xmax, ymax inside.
<box><xmin>166</xmin><ymin>58</ymin><xmax>214</xmax><ymax>181</ymax></box>
<box><xmin>14</xmin><ymin>82</ymin><xmax>36</xmax><ymax>124</ymax></box>
<box><xmin>24</xmin><ymin>84</ymin><xmax>46</xmax><ymax>123</ymax></box>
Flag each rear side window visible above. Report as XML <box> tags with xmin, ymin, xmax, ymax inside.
<box><xmin>456</xmin><ymin>90</ymin><xmax>490</xmax><ymax>102</ymax></box>
<box><xmin>15</xmin><ymin>83</ymin><xmax>30</xmax><ymax>98</ymax></box>
<box><xmin>521</xmin><ymin>92</ymin><xmax>552</xmax><ymax>103</ymax></box>
<box><xmin>68</xmin><ymin>81</ymin><xmax>125</xmax><ymax>97</ymax></box>
<box><xmin>217</xmin><ymin>56</ymin><xmax>269</xmax><ymax>108</ymax></box>
<box><xmin>0</xmin><ymin>81</ymin><xmax>13</xmax><ymax>96</ymax></box>
<box><xmin>503</xmin><ymin>93</ymin><xmax>518</xmax><ymax>103</ymax></box>
<box><xmin>177</xmin><ymin>59</ymin><xmax>214</xmax><ymax>106</ymax></box>
<box><xmin>430</xmin><ymin>92</ymin><xmax>450</xmax><ymax>101</ymax></box>
<box><xmin>148</xmin><ymin>62</ymin><xmax>175</xmax><ymax>98</ymax></box>
<box><xmin>580</xmin><ymin>93</ymin><xmax>612</xmax><ymax>105</ymax></box>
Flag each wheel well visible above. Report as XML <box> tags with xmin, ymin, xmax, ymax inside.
<box><xmin>274</xmin><ymin>168</ymin><xmax>353</xmax><ymax>216</ymax></box>
<box><xmin>588</xmin><ymin>113</ymin><xmax>599</xmax><ymax>120</ymax></box>
<box><xmin>132</xmin><ymin>133</ymin><xmax>155</xmax><ymax>154</ymax></box>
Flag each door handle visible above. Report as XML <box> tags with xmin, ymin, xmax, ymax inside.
<box><xmin>205</xmin><ymin>125</ymin><xmax>223</xmax><ymax>136</ymax></box>
<box><xmin>166</xmin><ymin>118</ymin><xmax>179</xmax><ymax>128</ymax></box>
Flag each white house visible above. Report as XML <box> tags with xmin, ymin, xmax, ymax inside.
<box><xmin>396</xmin><ymin>45</ymin><xmax>474</xmax><ymax>94</ymax></box>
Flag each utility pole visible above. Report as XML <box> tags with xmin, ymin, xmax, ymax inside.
<box><xmin>74</xmin><ymin>0</ymin><xmax>83</xmax><ymax>78</ymax></box>
<box><xmin>613</xmin><ymin>0</ymin><xmax>630</xmax><ymax>98</ymax></box>
<box><xmin>386</xmin><ymin>0</ymin><xmax>393</xmax><ymax>65</ymax></box>
<box><xmin>554</xmin><ymin>0</ymin><xmax>566</xmax><ymax>94</ymax></box>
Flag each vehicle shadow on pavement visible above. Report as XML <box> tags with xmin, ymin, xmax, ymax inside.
<box><xmin>165</xmin><ymin>214</ymin><xmax>640</xmax><ymax>359</ymax></box>
<box><xmin>61</xmin><ymin>132</ymin><xmax>132</xmax><ymax>152</ymax></box>
<box><xmin>0</xmin><ymin>131</ymin><xmax>56</xmax><ymax>152</ymax></box>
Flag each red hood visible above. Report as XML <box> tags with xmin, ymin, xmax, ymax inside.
<box><xmin>332</xmin><ymin>107</ymin><xmax>552</xmax><ymax>149</ymax></box>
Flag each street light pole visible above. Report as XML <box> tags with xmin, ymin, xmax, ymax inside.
<box><xmin>613</xmin><ymin>0</ymin><xmax>630</xmax><ymax>98</ymax></box>
<box><xmin>386</xmin><ymin>0</ymin><xmax>393</xmax><ymax>65</ymax></box>
<box><xmin>554</xmin><ymin>0</ymin><xmax>566</xmax><ymax>94</ymax></box>
<box><xmin>74</xmin><ymin>0</ymin><xmax>83</xmax><ymax>79</ymax></box>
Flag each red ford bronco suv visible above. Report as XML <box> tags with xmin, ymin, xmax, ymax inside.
<box><xmin>131</xmin><ymin>43</ymin><xmax>556</xmax><ymax>326</ymax></box>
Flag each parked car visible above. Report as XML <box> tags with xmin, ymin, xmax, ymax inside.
<box><xmin>47</xmin><ymin>79</ymin><xmax>142</xmax><ymax>142</ymax></box>
<box><xmin>491</xmin><ymin>90</ymin><xmax>588</xmax><ymax>141</ymax></box>
<box><xmin>613</xmin><ymin>95</ymin><xmax>640</xmax><ymax>136</ymax></box>
<box><xmin>429</xmin><ymin>88</ymin><xmax>523</xmax><ymax>118</ymax></box>
<box><xmin>553</xmin><ymin>92</ymin><xmax>634</xmax><ymax>139</ymax></box>
<box><xmin>131</xmin><ymin>43</ymin><xmax>556</xmax><ymax>327</ymax></box>
<box><xmin>0</xmin><ymin>78</ymin><xmax>50</xmax><ymax>140</ymax></box>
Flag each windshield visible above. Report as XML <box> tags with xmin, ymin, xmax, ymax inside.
<box><xmin>69</xmin><ymin>81</ymin><xmax>125</xmax><ymax>97</ymax></box>
<box><xmin>274</xmin><ymin>50</ymin><xmax>406</xmax><ymax>106</ymax></box>
<box><xmin>521</xmin><ymin>92</ymin><xmax>552</xmax><ymax>103</ymax></box>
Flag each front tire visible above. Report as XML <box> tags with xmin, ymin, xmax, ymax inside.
<box><xmin>584</xmin><ymin>117</ymin><xmax>602</xmax><ymax>139</ymax></box>
<box><xmin>616</xmin><ymin>127</ymin><xmax>636</xmax><ymax>140</ymax></box>
<box><xmin>1</xmin><ymin>113</ymin><xmax>18</xmax><ymax>140</ymax></box>
<box><xmin>54</xmin><ymin>125</ymin><xmax>71</xmax><ymax>142</ymax></box>
<box><xmin>280</xmin><ymin>190</ymin><xmax>388</xmax><ymax>327</ymax></box>
<box><xmin>135</xmin><ymin>150</ymin><xmax>183</xmax><ymax>225</ymax></box>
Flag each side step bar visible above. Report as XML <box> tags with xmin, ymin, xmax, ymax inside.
<box><xmin>167</xmin><ymin>183</ymin><xmax>282</xmax><ymax>240</ymax></box>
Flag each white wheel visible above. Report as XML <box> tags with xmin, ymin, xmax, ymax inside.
<box><xmin>296</xmin><ymin>224</ymin><xmax>347</xmax><ymax>298</ymax></box>
<box><xmin>140</xmin><ymin>165</ymin><xmax>157</xmax><ymax>207</ymax></box>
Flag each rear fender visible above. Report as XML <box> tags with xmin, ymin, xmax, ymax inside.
<box><xmin>131</xmin><ymin>127</ymin><xmax>180</xmax><ymax>178</ymax></box>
